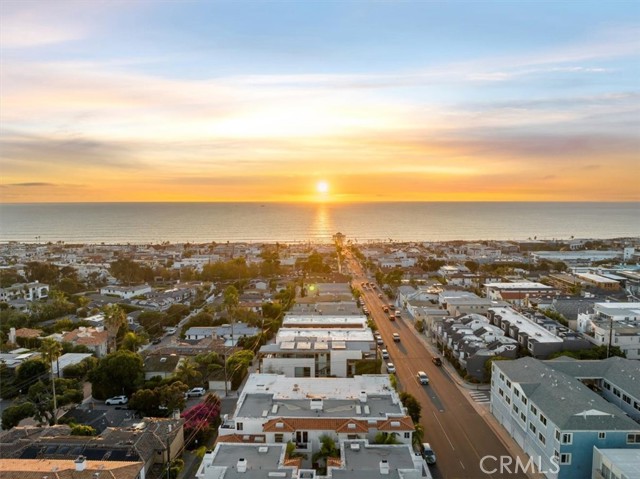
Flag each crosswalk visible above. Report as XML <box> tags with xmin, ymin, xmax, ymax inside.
<box><xmin>469</xmin><ymin>390</ymin><xmax>491</xmax><ymax>404</ymax></box>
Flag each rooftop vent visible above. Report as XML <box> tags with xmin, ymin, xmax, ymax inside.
<box><xmin>258</xmin><ymin>446</ymin><xmax>269</xmax><ymax>454</ymax></box>
<box><xmin>237</xmin><ymin>458</ymin><xmax>247</xmax><ymax>473</ymax></box>
<box><xmin>74</xmin><ymin>456</ymin><xmax>86</xmax><ymax>472</ymax></box>
<box><xmin>350</xmin><ymin>443</ymin><xmax>360</xmax><ymax>450</ymax></box>
<box><xmin>379</xmin><ymin>459</ymin><xmax>390</xmax><ymax>475</ymax></box>
<box><xmin>359</xmin><ymin>391</ymin><xmax>367</xmax><ymax>403</ymax></box>
<box><xmin>310</xmin><ymin>398</ymin><xmax>323</xmax><ymax>410</ymax></box>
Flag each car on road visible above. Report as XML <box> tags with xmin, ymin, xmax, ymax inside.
<box><xmin>378</xmin><ymin>293</ymin><xmax>383</xmax><ymax>299</ymax></box>
<box><xmin>432</xmin><ymin>356</ymin><xmax>443</xmax><ymax>366</ymax></box>
<box><xmin>382</xmin><ymin>305</ymin><xmax>389</xmax><ymax>313</ymax></box>
<box><xmin>185</xmin><ymin>387</ymin><xmax>206</xmax><ymax>397</ymax></box>
<box><xmin>388</xmin><ymin>314</ymin><xmax>395</xmax><ymax>321</ymax></box>
<box><xmin>417</xmin><ymin>371</ymin><xmax>429</xmax><ymax>385</ymax></box>
<box><xmin>381</xmin><ymin>349</ymin><xmax>389</xmax><ymax>359</ymax></box>
<box><xmin>386</xmin><ymin>362</ymin><xmax>396</xmax><ymax>374</ymax></box>
<box><xmin>392</xmin><ymin>333</ymin><xmax>400</xmax><ymax>342</ymax></box>
<box><xmin>395</xmin><ymin>311</ymin><xmax>401</xmax><ymax>319</ymax></box>
<box><xmin>421</xmin><ymin>443</ymin><xmax>436</xmax><ymax>465</ymax></box>
<box><xmin>151</xmin><ymin>338</ymin><xmax>162</xmax><ymax>345</ymax></box>
<box><xmin>165</xmin><ymin>327</ymin><xmax>178</xmax><ymax>335</ymax></box>
<box><xmin>105</xmin><ymin>395</ymin><xmax>128</xmax><ymax>405</ymax></box>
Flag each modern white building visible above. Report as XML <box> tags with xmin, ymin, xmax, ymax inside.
<box><xmin>218</xmin><ymin>374</ymin><xmax>414</xmax><ymax>459</ymax></box>
<box><xmin>0</xmin><ymin>282</ymin><xmax>49</xmax><ymax>302</ymax></box>
<box><xmin>100</xmin><ymin>284</ymin><xmax>152</xmax><ymax>299</ymax></box>
<box><xmin>592</xmin><ymin>447</ymin><xmax>640</xmax><ymax>479</ymax></box>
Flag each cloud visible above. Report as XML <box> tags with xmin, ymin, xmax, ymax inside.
<box><xmin>6</xmin><ymin>182</ymin><xmax>56</xmax><ymax>187</ymax></box>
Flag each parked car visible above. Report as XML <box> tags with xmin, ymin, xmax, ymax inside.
<box><xmin>186</xmin><ymin>387</ymin><xmax>206</xmax><ymax>397</ymax></box>
<box><xmin>417</xmin><ymin>371</ymin><xmax>429</xmax><ymax>385</ymax></box>
<box><xmin>165</xmin><ymin>327</ymin><xmax>178</xmax><ymax>335</ymax></box>
<box><xmin>421</xmin><ymin>443</ymin><xmax>437</xmax><ymax>464</ymax></box>
<box><xmin>392</xmin><ymin>333</ymin><xmax>400</xmax><ymax>342</ymax></box>
<box><xmin>386</xmin><ymin>362</ymin><xmax>396</xmax><ymax>374</ymax></box>
<box><xmin>381</xmin><ymin>349</ymin><xmax>389</xmax><ymax>359</ymax></box>
<box><xmin>151</xmin><ymin>338</ymin><xmax>162</xmax><ymax>345</ymax></box>
<box><xmin>105</xmin><ymin>395</ymin><xmax>128</xmax><ymax>405</ymax></box>
<box><xmin>432</xmin><ymin>356</ymin><xmax>443</xmax><ymax>366</ymax></box>
<box><xmin>376</xmin><ymin>337</ymin><xmax>384</xmax><ymax>346</ymax></box>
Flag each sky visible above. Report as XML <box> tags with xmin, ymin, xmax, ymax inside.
<box><xmin>1</xmin><ymin>0</ymin><xmax>639</xmax><ymax>203</ymax></box>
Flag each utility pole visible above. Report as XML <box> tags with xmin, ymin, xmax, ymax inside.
<box><xmin>607</xmin><ymin>314</ymin><xmax>614</xmax><ymax>358</ymax></box>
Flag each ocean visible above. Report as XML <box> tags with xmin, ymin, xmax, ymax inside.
<box><xmin>0</xmin><ymin>202</ymin><xmax>638</xmax><ymax>244</ymax></box>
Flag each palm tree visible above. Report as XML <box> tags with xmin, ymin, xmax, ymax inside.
<box><xmin>312</xmin><ymin>435</ymin><xmax>339</xmax><ymax>474</ymax></box>
<box><xmin>40</xmin><ymin>338</ymin><xmax>62</xmax><ymax>424</ymax></box>
<box><xmin>175</xmin><ymin>358</ymin><xmax>202</xmax><ymax>388</ymax></box>
<box><xmin>103</xmin><ymin>304</ymin><xmax>127</xmax><ymax>352</ymax></box>
<box><xmin>373</xmin><ymin>432</ymin><xmax>400</xmax><ymax>445</ymax></box>
<box><xmin>412</xmin><ymin>424</ymin><xmax>425</xmax><ymax>449</ymax></box>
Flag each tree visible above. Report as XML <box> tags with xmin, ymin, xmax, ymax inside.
<box><xmin>399</xmin><ymin>392</ymin><xmax>421</xmax><ymax>423</ymax></box>
<box><xmin>181</xmin><ymin>394</ymin><xmax>221</xmax><ymax>448</ymax></box>
<box><xmin>103</xmin><ymin>304</ymin><xmax>127</xmax><ymax>351</ymax></box>
<box><xmin>120</xmin><ymin>331</ymin><xmax>147</xmax><ymax>352</ymax></box>
<box><xmin>312</xmin><ymin>435</ymin><xmax>339</xmax><ymax>474</ymax></box>
<box><xmin>40</xmin><ymin>338</ymin><xmax>63</xmax><ymax>423</ymax></box>
<box><xmin>175</xmin><ymin>359</ymin><xmax>202</xmax><ymax>388</ymax></box>
<box><xmin>15</xmin><ymin>358</ymin><xmax>48</xmax><ymax>392</ymax></box>
<box><xmin>412</xmin><ymin>423</ymin><xmax>424</xmax><ymax>449</ymax></box>
<box><xmin>89</xmin><ymin>350</ymin><xmax>144</xmax><ymax>399</ymax></box>
<box><xmin>129</xmin><ymin>381</ymin><xmax>188</xmax><ymax>417</ymax></box>
<box><xmin>226</xmin><ymin>350</ymin><xmax>254</xmax><ymax>390</ymax></box>
<box><xmin>373</xmin><ymin>432</ymin><xmax>401</xmax><ymax>444</ymax></box>
<box><xmin>1</xmin><ymin>402</ymin><xmax>37</xmax><ymax>430</ymax></box>
<box><xmin>71</xmin><ymin>424</ymin><xmax>96</xmax><ymax>436</ymax></box>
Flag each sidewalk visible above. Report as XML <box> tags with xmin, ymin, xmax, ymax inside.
<box><xmin>410</xmin><ymin>325</ymin><xmax>545</xmax><ymax>479</ymax></box>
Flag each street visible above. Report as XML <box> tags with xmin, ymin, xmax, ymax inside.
<box><xmin>347</xmin><ymin>254</ymin><xmax>528</xmax><ymax>479</ymax></box>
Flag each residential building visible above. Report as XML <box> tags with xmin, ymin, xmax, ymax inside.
<box><xmin>144</xmin><ymin>354</ymin><xmax>183</xmax><ymax>380</ymax></box>
<box><xmin>491</xmin><ymin>357</ymin><xmax>640</xmax><ymax>479</ymax></box>
<box><xmin>575</xmin><ymin>273</ymin><xmax>620</xmax><ymax>291</ymax></box>
<box><xmin>61</xmin><ymin>326</ymin><xmax>109</xmax><ymax>357</ymax></box>
<box><xmin>592</xmin><ymin>447</ymin><xmax>640</xmax><ymax>479</ymax></box>
<box><xmin>0</xmin><ymin>282</ymin><xmax>49</xmax><ymax>302</ymax></box>
<box><xmin>259</xmin><ymin>315</ymin><xmax>374</xmax><ymax>378</ymax></box>
<box><xmin>485</xmin><ymin>282</ymin><xmax>556</xmax><ymax>307</ymax></box>
<box><xmin>218</xmin><ymin>374</ymin><xmax>414</xmax><ymax>458</ymax></box>
<box><xmin>100</xmin><ymin>284</ymin><xmax>153</xmax><ymax>299</ymax></box>
<box><xmin>0</xmin><ymin>457</ymin><xmax>144</xmax><ymax>479</ymax></box>
<box><xmin>487</xmin><ymin>307</ymin><xmax>591</xmax><ymax>358</ymax></box>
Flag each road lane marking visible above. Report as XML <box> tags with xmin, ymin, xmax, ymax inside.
<box><xmin>459</xmin><ymin>460</ymin><xmax>465</xmax><ymax>469</ymax></box>
<box><xmin>432</xmin><ymin>410</ymin><xmax>455</xmax><ymax>451</ymax></box>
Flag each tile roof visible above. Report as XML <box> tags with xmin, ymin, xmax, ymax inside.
<box><xmin>0</xmin><ymin>458</ymin><xmax>143</xmax><ymax>479</ymax></box>
<box><xmin>262</xmin><ymin>417</ymin><xmax>413</xmax><ymax>433</ymax></box>
<box><xmin>14</xmin><ymin>328</ymin><xmax>43</xmax><ymax>338</ymax></box>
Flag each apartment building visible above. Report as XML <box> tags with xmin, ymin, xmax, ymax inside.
<box><xmin>485</xmin><ymin>282</ymin><xmax>556</xmax><ymax>307</ymax></box>
<box><xmin>0</xmin><ymin>282</ymin><xmax>49</xmax><ymax>302</ymax></box>
<box><xmin>218</xmin><ymin>374</ymin><xmax>414</xmax><ymax>459</ymax></box>
<box><xmin>491</xmin><ymin>357</ymin><xmax>640</xmax><ymax>479</ymax></box>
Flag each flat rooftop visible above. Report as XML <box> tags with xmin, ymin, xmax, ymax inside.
<box><xmin>196</xmin><ymin>443</ymin><xmax>293</xmax><ymax>479</ymax></box>
<box><xmin>235</xmin><ymin>375</ymin><xmax>402</xmax><ymax>419</ymax></box>
<box><xmin>489</xmin><ymin>308</ymin><xmax>562</xmax><ymax>343</ymax></box>
<box><xmin>275</xmin><ymin>329</ymin><xmax>374</xmax><ymax>342</ymax></box>
<box><xmin>282</xmin><ymin>315</ymin><xmax>368</xmax><ymax>328</ymax></box>
<box><xmin>594</xmin><ymin>448</ymin><xmax>640</xmax><ymax>479</ymax></box>
<box><xmin>485</xmin><ymin>282</ymin><xmax>553</xmax><ymax>290</ymax></box>
<box><xmin>331</xmin><ymin>441</ymin><xmax>424</xmax><ymax>479</ymax></box>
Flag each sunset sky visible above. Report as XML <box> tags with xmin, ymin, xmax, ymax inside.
<box><xmin>1</xmin><ymin>0</ymin><xmax>639</xmax><ymax>203</ymax></box>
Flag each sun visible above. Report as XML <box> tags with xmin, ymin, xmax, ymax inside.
<box><xmin>316</xmin><ymin>181</ymin><xmax>329</xmax><ymax>194</ymax></box>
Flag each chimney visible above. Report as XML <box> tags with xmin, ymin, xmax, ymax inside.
<box><xmin>75</xmin><ymin>456</ymin><xmax>86</xmax><ymax>472</ymax></box>
<box><xmin>237</xmin><ymin>457</ymin><xmax>247</xmax><ymax>473</ymax></box>
<box><xmin>8</xmin><ymin>328</ymin><xmax>16</xmax><ymax>344</ymax></box>
<box><xmin>379</xmin><ymin>459</ymin><xmax>389</xmax><ymax>475</ymax></box>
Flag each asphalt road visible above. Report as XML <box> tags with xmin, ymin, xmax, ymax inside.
<box><xmin>347</xmin><ymin>254</ymin><xmax>527</xmax><ymax>479</ymax></box>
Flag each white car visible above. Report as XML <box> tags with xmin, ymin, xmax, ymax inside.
<box><xmin>387</xmin><ymin>362</ymin><xmax>396</xmax><ymax>374</ymax></box>
<box><xmin>165</xmin><ymin>327</ymin><xmax>178</xmax><ymax>335</ymax></box>
<box><xmin>381</xmin><ymin>349</ymin><xmax>389</xmax><ymax>359</ymax></box>
<box><xmin>186</xmin><ymin>387</ymin><xmax>206</xmax><ymax>397</ymax></box>
<box><xmin>105</xmin><ymin>395</ymin><xmax>128</xmax><ymax>405</ymax></box>
<box><xmin>417</xmin><ymin>371</ymin><xmax>429</xmax><ymax>385</ymax></box>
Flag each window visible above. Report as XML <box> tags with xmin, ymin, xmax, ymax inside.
<box><xmin>520</xmin><ymin>412</ymin><xmax>526</xmax><ymax>423</ymax></box>
<box><xmin>404</xmin><ymin>432</ymin><xmax>411</xmax><ymax>439</ymax></box>
<box><xmin>623</xmin><ymin>394</ymin><xmax>631</xmax><ymax>404</ymax></box>
<box><xmin>236</xmin><ymin>422</ymin><xmax>243</xmax><ymax>431</ymax></box>
<box><xmin>561</xmin><ymin>433</ymin><xmax>573</xmax><ymax>445</ymax></box>
<box><xmin>540</xmin><ymin>414</ymin><xmax>547</xmax><ymax>426</ymax></box>
<box><xmin>514</xmin><ymin>389</ymin><xmax>520</xmax><ymax>398</ymax></box>
<box><xmin>522</xmin><ymin>397</ymin><xmax>527</xmax><ymax>406</ymax></box>
<box><xmin>628</xmin><ymin>434</ymin><xmax>640</xmax><ymax>444</ymax></box>
<box><xmin>555</xmin><ymin>429</ymin><xmax>561</xmax><ymax>442</ymax></box>
<box><xmin>499</xmin><ymin>373</ymin><xmax>505</xmax><ymax>381</ymax></box>
<box><xmin>560</xmin><ymin>453</ymin><xmax>571</xmax><ymax>465</ymax></box>
<box><xmin>538</xmin><ymin>433</ymin><xmax>546</xmax><ymax>445</ymax></box>
<box><xmin>513</xmin><ymin>404</ymin><xmax>519</xmax><ymax>414</ymax></box>
<box><xmin>530</xmin><ymin>404</ymin><xmax>537</xmax><ymax>415</ymax></box>
<box><xmin>603</xmin><ymin>381</ymin><xmax>611</xmax><ymax>390</ymax></box>
<box><xmin>499</xmin><ymin>388</ymin><xmax>504</xmax><ymax>397</ymax></box>
<box><xmin>598</xmin><ymin>432</ymin><xmax>606</xmax><ymax>440</ymax></box>
<box><xmin>275</xmin><ymin>434</ymin><xmax>284</xmax><ymax>443</ymax></box>
<box><xmin>505</xmin><ymin>396</ymin><xmax>511</xmax><ymax>405</ymax></box>
<box><xmin>613</xmin><ymin>388</ymin><xmax>621</xmax><ymax>397</ymax></box>
<box><xmin>506</xmin><ymin>379</ymin><xmax>511</xmax><ymax>388</ymax></box>
<box><xmin>634</xmin><ymin>402</ymin><xmax>640</xmax><ymax>412</ymax></box>
<box><xmin>529</xmin><ymin>422</ymin><xmax>536</xmax><ymax>434</ymax></box>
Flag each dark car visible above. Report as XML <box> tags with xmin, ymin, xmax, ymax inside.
<box><xmin>432</xmin><ymin>357</ymin><xmax>443</xmax><ymax>366</ymax></box>
<box><xmin>152</xmin><ymin>338</ymin><xmax>162</xmax><ymax>345</ymax></box>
